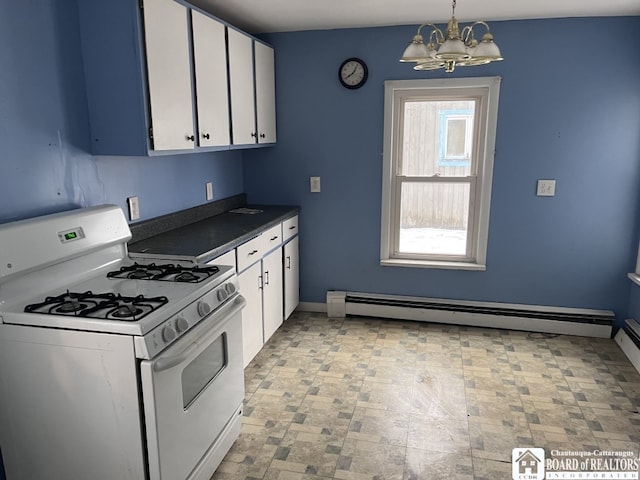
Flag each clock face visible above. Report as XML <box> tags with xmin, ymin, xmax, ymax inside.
<box><xmin>339</xmin><ymin>58</ymin><xmax>368</xmax><ymax>89</ymax></box>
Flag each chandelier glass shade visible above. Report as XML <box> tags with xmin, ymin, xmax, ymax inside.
<box><xmin>400</xmin><ymin>0</ymin><xmax>503</xmax><ymax>73</ymax></box>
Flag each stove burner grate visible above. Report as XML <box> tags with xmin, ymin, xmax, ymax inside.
<box><xmin>107</xmin><ymin>263</ymin><xmax>219</xmax><ymax>283</ymax></box>
<box><xmin>24</xmin><ymin>291</ymin><xmax>168</xmax><ymax>321</ymax></box>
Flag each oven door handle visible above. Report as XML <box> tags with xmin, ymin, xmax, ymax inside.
<box><xmin>152</xmin><ymin>295</ymin><xmax>246</xmax><ymax>372</ymax></box>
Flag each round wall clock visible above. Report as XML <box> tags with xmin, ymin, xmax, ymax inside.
<box><xmin>339</xmin><ymin>58</ymin><xmax>368</xmax><ymax>89</ymax></box>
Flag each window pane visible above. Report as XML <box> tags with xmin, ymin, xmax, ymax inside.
<box><xmin>401</xmin><ymin>100</ymin><xmax>475</xmax><ymax>177</ymax></box>
<box><xmin>445</xmin><ymin>118</ymin><xmax>467</xmax><ymax>157</ymax></box>
<box><xmin>182</xmin><ymin>333</ymin><xmax>226</xmax><ymax>409</ymax></box>
<box><xmin>399</xmin><ymin>182</ymin><xmax>469</xmax><ymax>256</ymax></box>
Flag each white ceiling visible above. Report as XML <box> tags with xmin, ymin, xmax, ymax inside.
<box><xmin>187</xmin><ymin>0</ymin><xmax>640</xmax><ymax>34</ymax></box>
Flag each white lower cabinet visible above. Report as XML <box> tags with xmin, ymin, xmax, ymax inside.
<box><xmin>262</xmin><ymin>247</ymin><xmax>283</xmax><ymax>342</ymax></box>
<box><xmin>283</xmin><ymin>236</ymin><xmax>299</xmax><ymax>320</ymax></box>
<box><xmin>217</xmin><ymin>216</ymin><xmax>298</xmax><ymax>368</ymax></box>
<box><xmin>237</xmin><ymin>246</ymin><xmax>282</xmax><ymax>368</ymax></box>
<box><xmin>238</xmin><ymin>261</ymin><xmax>263</xmax><ymax>367</ymax></box>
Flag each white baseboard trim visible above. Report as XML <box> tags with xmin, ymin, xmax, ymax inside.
<box><xmin>296</xmin><ymin>302</ymin><xmax>327</xmax><ymax>313</ymax></box>
<box><xmin>614</xmin><ymin>329</ymin><xmax>640</xmax><ymax>374</ymax></box>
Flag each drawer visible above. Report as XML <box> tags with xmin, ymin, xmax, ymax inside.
<box><xmin>236</xmin><ymin>235</ymin><xmax>264</xmax><ymax>272</ymax></box>
<box><xmin>262</xmin><ymin>223</ymin><xmax>283</xmax><ymax>252</ymax></box>
<box><xmin>282</xmin><ymin>215</ymin><xmax>298</xmax><ymax>241</ymax></box>
<box><xmin>206</xmin><ymin>249</ymin><xmax>236</xmax><ymax>271</ymax></box>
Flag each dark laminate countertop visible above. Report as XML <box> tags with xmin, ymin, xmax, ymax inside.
<box><xmin>128</xmin><ymin>202</ymin><xmax>299</xmax><ymax>264</ymax></box>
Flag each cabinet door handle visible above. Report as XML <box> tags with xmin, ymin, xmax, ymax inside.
<box><xmin>286</xmin><ymin>256</ymin><xmax>291</xmax><ymax>269</ymax></box>
<box><xmin>202</xmin><ymin>133</ymin><xmax>210</xmax><ymax>139</ymax></box>
<box><xmin>260</xmin><ymin>133</ymin><xmax>266</xmax><ymax>139</ymax></box>
<box><xmin>264</xmin><ymin>271</ymin><xmax>269</xmax><ymax>286</ymax></box>
<box><xmin>251</xmin><ymin>132</ymin><xmax>257</xmax><ymax>138</ymax></box>
<box><xmin>258</xmin><ymin>275</ymin><xmax>263</xmax><ymax>289</ymax></box>
<box><xmin>186</xmin><ymin>135</ymin><xmax>195</xmax><ymax>141</ymax></box>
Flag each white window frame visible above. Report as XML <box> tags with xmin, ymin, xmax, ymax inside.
<box><xmin>628</xmin><ymin>244</ymin><xmax>640</xmax><ymax>286</ymax></box>
<box><xmin>380</xmin><ymin>76</ymin><xmax>501</xmax><ymax>270</ymax></box>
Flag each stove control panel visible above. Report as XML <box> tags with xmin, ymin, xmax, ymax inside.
<box><xmin>136</xmin><ymin>276</ymin><xmax>240</xmax><ymax>359</ymax></box>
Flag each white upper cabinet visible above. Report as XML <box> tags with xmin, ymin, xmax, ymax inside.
<box><xmin>142</xmin><ymin>0</ymin><xmax>194</xmax><ymax>151</ymax></box>
<box><xmin>191</xmin><ymin>10</ymin><xmax>230</xmax><ymax>147</ymax></box>
<box><xmin>255</xmin><ymin>41</ymin><xmax>277</xmax><ymax>144</ymax></box>
<box><xmin>228</xmin><ymin>29</ymin><xmax>277</xmax><ymax>146</ymax></box>
<box><xmin>77</xmin><ymin>0</ymin><xmax>275</xmax><ymax>156</ymax></box>
<box><xmin>227</xmin><ymin>28</ymin><xmax>256</xmax><ymax>146</ymax></box>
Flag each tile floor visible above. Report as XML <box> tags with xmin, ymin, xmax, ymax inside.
<box><xmin>212</xmin><ymin>311</ymin><xmax>640</xmax><ymax>480</ymax></box>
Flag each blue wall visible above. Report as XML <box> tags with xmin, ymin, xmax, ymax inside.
<box><xmin>0</xmin><ymin>3</ymin><xmax>639</xmax><ymax>477</ymax></box>
<box><xmin>0</xmin><ymin>0</ymin><xmax>244</xmax><ymax>225</ymax></box>
<box><xmin>244</xmin><ymin>17</ymin><xmax>640</xmax><ymax>323</ymax></box>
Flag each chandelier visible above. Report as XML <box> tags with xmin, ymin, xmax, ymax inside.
<box><xmin>400</xmin><ymin>0</ymin><xmax>503</xmax><ymax>73</ymax></box>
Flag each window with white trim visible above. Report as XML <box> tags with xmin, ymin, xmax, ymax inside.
<box><xmin>380</xmin><ymin>77</ymin><xmax>501</xmax><ymax>270</ymax></box>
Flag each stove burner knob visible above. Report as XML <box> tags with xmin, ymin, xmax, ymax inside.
<box><xmin>217</xmin><ymin>288</ymin><xmax>229</xmax><ymax>302</ymax></box>
<box><xmin>224</xmin><ymin>283</ymin><xmax>236</xmax><ymax>295</ymax></box>
<box><xmin>162</xmin><ymin>325</ymin><xmax>177</xmax><ymax>342</ymax></box>
<box><xmin>197</xmin><ymin>301</ymin><xmax>211</xmax><ymax>317</ymax></box>
<box><xmin>175</xmin><ymin>317</ymin><xmax>189</xmax><ymax>333</ymax></box>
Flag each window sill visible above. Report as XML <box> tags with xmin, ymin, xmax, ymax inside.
<box><xmin>628</xmin><ymin>273</ymin><xmax>640</xmax><ymax>287</ymax></box>
<box><xmin>381</xmin><ymin>258</ymin><xmax>486</xmax><ymax>271</ymax></box>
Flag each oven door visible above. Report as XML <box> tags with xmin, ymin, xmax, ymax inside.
<box><xmin>140</xmin><ymin>294</ymin><xmax>246</xmax><ymax>480</ymax></box>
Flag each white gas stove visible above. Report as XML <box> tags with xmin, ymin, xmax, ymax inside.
<box><xmin>0</xmin><ymin>205</ymin><xmax>246</xmax><ymax>480</ymax></box>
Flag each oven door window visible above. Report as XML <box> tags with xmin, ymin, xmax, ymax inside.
<box><xmin>181</xmin><ymin>333</ymin><xmax>227</xmax><ymax>409</ymax></box>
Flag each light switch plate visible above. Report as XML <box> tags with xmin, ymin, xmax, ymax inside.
<box><xmin>127</xmin><ymin>196</ymin><xmax>140</xmax><ymax>221</ymax></box>
<box><xmin>310</xmin><ymin>176</ymin><xmax>321</xmax><ymax>193</ymax></box>
<box><xmin>536</xmin><ymin>180</ymin><xmax>556</xmax><ymax>197</ymax></box>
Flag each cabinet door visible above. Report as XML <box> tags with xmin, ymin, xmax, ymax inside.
<box><xmin>191</xmin><ymin>11</ymin><xmax>230</xmax><ymax>147</ymax></box>
<box><xmin>142</xmin><ymin>0</ymin><xmax>194</xmax><ymax>151</ymax></box>
<box><xmin>227</xmin><ymin>28</ymin><xmax>256</xmax><ymax>145</ymax></box>
<box><xmin>262</xmin><ymin>247</ymin><xmax>283</xmax><ymax>342</ymax></box>
<box><xmin>283</xmin><ymin>236</ymin><xmax>299</xmax><ymax>320</ymax></box>
<box><xmin>238</xmin><ymin>262</ymin><xmax>263</xmax><ymax>367</ymax></box>
<box><xmin>254</xmin><ymin>41</ymin><xmax>276</xmax><ymax>144</ymax></box>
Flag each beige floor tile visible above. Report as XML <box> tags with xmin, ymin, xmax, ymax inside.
<box><xmin>210</xmin><ymin>313</ymin><xmax>640</xmax><ymax>480</ymax></box>
<box><xmin>405</xmin><ymin>449</ymin><xmax>474</xmax><ymax>479</ymax></box>
<box><xmin>334</xmin><ymin>438</ymin><xmax>405</xmax><ymax>480</ymax></box>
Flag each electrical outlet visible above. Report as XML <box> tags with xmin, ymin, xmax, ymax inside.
<box><xmin>206</xmin><ymin>182</ymin><xmax>214</xmax><ymax>201</ymax></box>
<box><xmin>536</xmin><ymin>180</ymin><xmax>556</xmax><ymax>197</ymax></box>
<box><xmin>310</xmin><ymin>176</ymin><xmax>321</xmax><ymax>193</ymax></box>
<box><xmin>127</xmin><ymin>196</ymin><xmax>140</xmax><ymax>221</ymax></box>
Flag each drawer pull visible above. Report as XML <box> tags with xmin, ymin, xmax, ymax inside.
<box><xmin>288</xmin><ymin>226</ymin><xmax>296</xmax><ymax>230</ymax></box>
<box><xmin>270</xmin><ymin>236</ymin><xmax>278</xmax><ymax>241</ymax></box>
<box><xmin>248</xmin><ymin>250</ymin><xmax>258</xmax><ymax>256</ymax></box>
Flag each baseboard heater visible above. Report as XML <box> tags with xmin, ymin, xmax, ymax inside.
<box><xmin>614</xmin><ymin>319</ymin><xmax>640</xmax><ymax>374</ymax></box>
<box><xmin>326</xmin><ymin>291</ymin><xmax>614</xmax><ymax>338</ymax></box>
